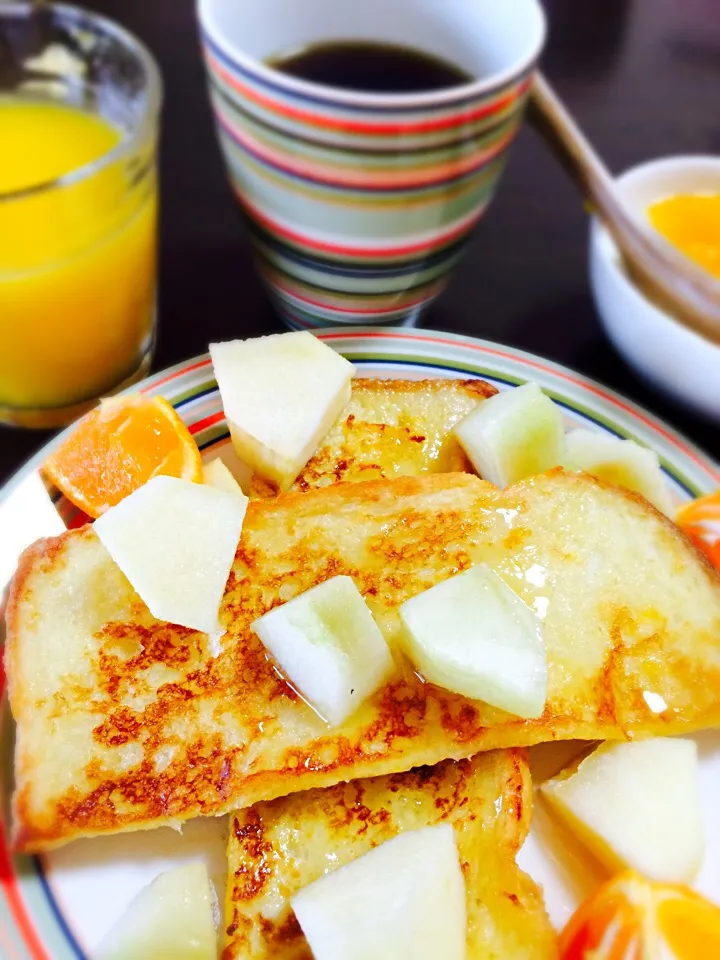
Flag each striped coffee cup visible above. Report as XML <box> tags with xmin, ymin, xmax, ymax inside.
<box><xmin>198</xmin><ymin>0</ymin><xmax>546</xmax><ymax>330</ymax></box>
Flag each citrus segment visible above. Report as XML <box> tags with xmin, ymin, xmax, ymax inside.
<box><xmin>658</xmin><ymin>889</ymin><xmax>720</xmax><ymax>959</ymax></box>
<box><xmin>559</xmin><ymin>874</ymin><xmax>643</xmax><ymax>960</ymax></box>
<box><xmin>559</xmin><ymin>871</ymin><xmax>720</xmax><ymax>960</ymax></box>
<box><xmin>44</xmin><ymin>394</ymin><xmax>202</xmax><ymax>517</ymax></box>
<box><xmin>676</xmin><ymin>490</ymin><xmax>720</xmax><ymax>569</ymax></box>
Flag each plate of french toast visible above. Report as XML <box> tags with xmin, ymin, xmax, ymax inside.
<box><xmin>1</xmin><ymin>327</ymin><xmax>719</xmax><ymax>960</ymax></box>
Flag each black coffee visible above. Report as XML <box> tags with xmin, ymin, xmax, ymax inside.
<box><xmin>267</xmin><ymin>41</ymin><xmax>472</xmax><ymax>94</ymax></box>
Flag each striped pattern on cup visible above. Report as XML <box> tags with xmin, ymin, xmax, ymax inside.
<box><xmin>201</xmin><ymin>29</ymin><xmax>539</xmax><ymax>329</ymax></box>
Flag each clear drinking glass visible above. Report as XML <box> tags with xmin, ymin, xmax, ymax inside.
<box><xmin>0</xmin><ymin>3</ymin><xmax>162</xmax><ymax>428</ymax></box>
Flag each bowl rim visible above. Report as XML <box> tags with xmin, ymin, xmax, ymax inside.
<box><xmin>613</xmin><ymin>153</ymin><xmax>720</xmax><ymax>190</ymax></box>
<box><xmin>196</xmin><ymin>0</ymin><xmax>546</xmax><ymax>110</ymax></box>
<box><xmin>591</xmin><ymin>220</ymin><xmax>720</xmax><ymax>358</ymax></box>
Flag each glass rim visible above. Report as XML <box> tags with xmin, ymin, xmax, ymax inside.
<box><xmin>0</xmin><ymin>1</ymin><xmax>162</xmax><ymax>204</ymax></box>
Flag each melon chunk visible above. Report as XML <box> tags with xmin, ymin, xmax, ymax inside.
<box><xmin>210</xmin><ymin>332</ymin><xmax>354</xmax><ymax>491</ymax></box>
<box><xmin>291</xmin><ymin>824</ymin><xmax>466</xmax><ymax>960</ymax></box>
<box><xmin>564</xmin><ymin>428</ymin><xmax>673</xmax><ymax>515</ymax></box>
<box><xmin>454</xmin><ymin>382</ymin><xmax>564</xmax><ymax>487</ymax></box>
<box><xmin>541</xmin><ymin>738</ymin><xmax>704</xmax><ymax>883</ymax></box>
<box><xmin>94</xmin><ymin>475</ymin><xmax>248</xmax><ymax>634</ymax></box>
<box><xmin>203</xmin><ymin>457</ymin><xmax>245</xmax><ymax>496</ymax></box>
<box><xmin>251</xmin><ymin>575</ymin><xmax>394</xmax><ymax>725</ymax></box>
<box><xmin>399</xmin><ymin>565</ymin><xmax>547</xmax><ymax>718</ymax></box>
<box><xmin>96</xmin><ymin>862</ymin><xmax>217</xmax><ymax>960</ymax></box>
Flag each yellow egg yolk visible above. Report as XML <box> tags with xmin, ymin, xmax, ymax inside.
<box><xmin>648</xmin><ymin>193</ymin><xmax>720</xmax><ymax>279</ymax></box>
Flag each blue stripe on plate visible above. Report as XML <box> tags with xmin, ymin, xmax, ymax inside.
<box><xmin>198</xmin><ymin>432</ymin><xmax>231</xmax><ymax>452</ymax></box>
<box><xmin>174</xmin><ymin>385</ymin><xmax>219</xmax><ymax>410</ymax></box>
<box><xmin>35</xmin><ymin>859</ymin><xmax>86</xmax><ymax>960</ymax></box>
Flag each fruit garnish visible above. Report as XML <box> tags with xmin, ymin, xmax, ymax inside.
<box><xmin>541</xmin><ymin>739</ymin><xmax>704</xmax><ymax>884</ymax></box>
<box><xmin>564</xmin><ymin>429</ymin><xmax>673</xmax><ymax>515</ymax></box>
<box><xmin>454</xmin><ymin>382</ymin><xmax>564</xmax><ymax>487</ymax></box>
<box><xmin>676</xmin><ymin>490</ymin><xmax>720</xmax><ymax>569</ymax></box>
<box><xmin>210</xmin><ymin>332</ymin><xmax>354</xmax><ymax>492</ymax></box>
<box><xmin>251</xmin><ymin>575</ymin><xmax>394</xmax><ymax>725</ymax></box>
<box><xmin>648</xmin><ymin>193</ymin><xmax>720</xmax><ymax>280</ymax></box>
<box><xmin>559</xmin><ymin>870</ymin><xmax>720</xmax><ymax>960</ymax></box>
<box><xmin>94</xmin><ymin>476</ymin><xmax>248</xmax><ymax>636</ymax></box>
<box><xmin>44</xmin><ymin>393</ymin><xmax>203</xmax><ymax>517</ymax></box>
<box><xmin>203</xmin><ymin>457</ymin><xmax>245</xmax><ymax>496</ymax></box>
<box><xmin>291</xmin><ymin>824</ymin><xmax>466</xmax><ymax>960</ymax></box>
<box><xmin>399</xmin><ymin>565</ymin><xmax>547</xmax><ymax>718</ymax></box>
<box><xmin>96</xmin><ymin>862</ymin><xmax>217</xmax><ymax>960</ymax></box>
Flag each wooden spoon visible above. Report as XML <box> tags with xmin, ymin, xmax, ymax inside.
<box><xmin>529</xmin><ymin>72</ymin><xmax>720</xmax><ymax>347</ymax></box>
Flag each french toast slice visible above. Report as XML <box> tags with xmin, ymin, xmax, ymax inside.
<box><xmin>7</xmin><ymin>470</ymin><xmax>720</xmax><ymax>851</ymax></box>
<box><xmin>249</xmin><ymin>377</ymin><xmax>496</xmax><ymax>496</ymax></box>
<box><xmin>223</xmin><ymin>749</ymin><xmax>556</xmax><ymax>960</ymax></box>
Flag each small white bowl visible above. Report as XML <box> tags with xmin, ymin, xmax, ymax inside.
<box><xmin>589</xmin><ymin>155</ymin><xmax>720</xmax><ymax>423</ymax></box>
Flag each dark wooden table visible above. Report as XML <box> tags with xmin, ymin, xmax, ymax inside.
<box><xmin>2</xmin><ymin>0</ymin><xmax>719</xmax><ymax>483</ymax></box>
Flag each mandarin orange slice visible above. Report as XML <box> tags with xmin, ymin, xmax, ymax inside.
<box><xmin>44</xmin><ymin>394</ymin><xmax>203</xmax><ymax>518</ymax></box>
<box><xmin>559</xmin><ymin>871</ymin><xmax>720</xmax><ymax>960</ymax></box>
<box><xmin>677</xmin><ymin>490</ymin><xmax>720</xmax><ymax>569</ymax></box>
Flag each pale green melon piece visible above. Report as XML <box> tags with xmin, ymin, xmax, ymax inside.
<box><xmin>564</xmin><ymin>428</ymin><xmax>673</xmax><ymax>515</ymax></box>
<box><xmin>209</xmin><ymin>332</ymin><xmax>354</xmax><ymax>492</ymax></box>
<box><xmin>93</xmin><ymin>475</ymin><xmax>248</xmax><ymax>635</ymax></box>
<box><xmin>96</xmin><ymin>862</ymin><xmax>218</xmax><ymax>960</ymax></box>
<box><xmin>291</xmin><ymin>824</ymin><xmax>466</xmax><ymax>960</ymax></box>
<box><xmin>399</xmin><ymin>565</ymin><xmax>547</xmax><ymax>719</ymax></box>
<box><xmin>203</xmin><ymin>457</ymin><xmax>246</xmax><ymax>497</ymax></box>
<box><xmin>252</xmin><ymin>574</ymin><xmax>394</xmax><ymax>726</ymax></box>
<box><xmin>541</xmin><ymin>738</ymin><xmax>704</xmax><ymax>883</ymax></box>
<box><xmin>454</xmin><ymin>382</ymin><xmax>564</xmax><ymax>487</ymax></box>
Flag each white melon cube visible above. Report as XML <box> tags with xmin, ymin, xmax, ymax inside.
<box><xmin>251</xmin><ymin>575</ymin><xmax>394</xmax><ymax>726</ymax></box>
<box><xmin>540</xmin><ymin>738</ymin><xmax>704</xmax><ymax>883</ymax></box>
<box><xmin>97</xmin><ymin>862</ymin><xmax>217</xmax><ymax>960</ymax></box>
<box><xmin>213</xmin><ymin>444</ymin><xmax>254</xmax><ymax>493</ymax></box>
<box><xmin>292</xmin><ymin>824</ymin><xmax>466</xmax><ymax>960</ymax></box>
<box><xmin>210</xmin><ymin>332</ymin><xmax>354</xmax><ymax>491</ymax></box>
<box><xmin>203</xmin><ymin>457</ymin><xmax>245</xmax><ymax>496</ymax></box>
<box><xmin>564</xmin><ymin>428</ymin><xmax>674</xmax><ymax>515</ymax></box>
<box><xmin>399</xmin><ymin>565</ymin><xmax>547</xmax><ymax>718</ymax></box>
<box><xmin>454</xmin><ymin>382</ymin><xmax>565</xmax><ymax>487</ymax></box>
<box><xmin>94</xmin><ymin>475</ymin><xmax>248</xmax><ymax>634</ymax></box>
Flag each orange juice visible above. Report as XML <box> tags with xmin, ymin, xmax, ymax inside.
<box><xmin>0</xmin><ymin>99</ymin><xmax>157</xmax><ymax>418</ymax></box>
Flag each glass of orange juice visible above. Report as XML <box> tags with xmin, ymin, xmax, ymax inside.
<box><xmin>0</xmin><ymin>3</ymin><xmax>161</xmax><ymax>428</ymax></box>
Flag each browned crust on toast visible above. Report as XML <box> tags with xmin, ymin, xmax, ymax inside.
<box><xmin>6</xmin><ymin>471</ymin><xmax>720</xmax><ymax>851</ymax></box>
<box><xmin>223</xmin><ymin>748</ymin><xmax>557</xmax><ymax>959</ymax></box>
<box><xmin>250</xmin><ymin>378</ymin><xmax>496</xmax><ymax>497</ymax></box>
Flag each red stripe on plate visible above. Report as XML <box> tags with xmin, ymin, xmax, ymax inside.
<box><xmin>0</xmin><ymin>903</ymin><xmax>22</xmax><ymax>960</ymax></box>
<box><xmin>0</xmin><ymin>669</ymin><xmax>50</xmax><ymax>960</ymax></box>
<box><xmin>318</xmin><ymin>331</ymin><xmax>719</xmax><ymax>480</ymax></box>
<box><xmin>0</xmin><ymin>844</ymin><xmax>49</xmax><ymax>960</ymax></box>
<box><xmin>67</xmin><ymin>509</ymin><xmax>91</xmax><ymax>530</ymax></box>
<box><xmin>146</xmin><ymin>358</ymin><xmax>212</xmax><ymax>392</ymax></box>
<box><xmin>189</xmin><ymin>411</ymin><xmax>225</xmax><ymax>435</ymax></box>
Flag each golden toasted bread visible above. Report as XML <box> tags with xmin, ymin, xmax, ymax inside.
<box><xmin>223</xmin><ymin>749</ymin><xmax>556</xmax><ymax>960</ymax></box>
<box><xmin>250</xmin><ymin>377</ymin><xmax>495</xmax><ymax>496</ymax></box>
<box><xmin>7</xmin><ymin>470</ymin><xmax>720</xmax><ymax>851</ymax></box>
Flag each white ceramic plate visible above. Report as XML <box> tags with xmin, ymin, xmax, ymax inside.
<box><xmin>0</xmin><ymin>328</ymin><xmax>718</xmax><ymax>958</ymax></box>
